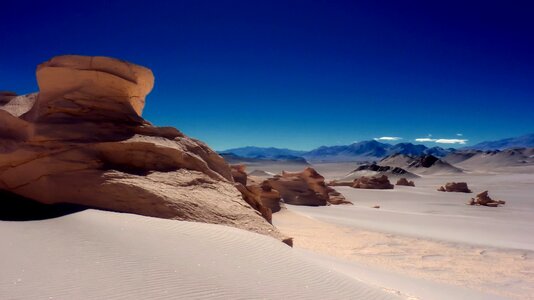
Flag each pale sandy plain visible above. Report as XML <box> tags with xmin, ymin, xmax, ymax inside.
<box><xmin>1</xmin><ymin>163</ymin><xmax>533</xmax><ymax>299</ymax></box>
<box><xmin>271</xmin><ymin>163</ymin><xmax>534</xmax><ymax>300</ymax></box>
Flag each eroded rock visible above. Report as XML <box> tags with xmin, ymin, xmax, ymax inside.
<box><xmin>437</xmin><ymin>182</ymin><xmax>471</xmax><ymax>193</ymax></box>
<box><xmin>230</xmin><ymin>164</ymin><xmax>247</xmax><ymax>185</ymax></box>
<box><xmin>0</xmin><ymin>55</ymin><xmax>289</xmax><ymax>244</ymax></box>
<box><xmin>469</xmin><ymin>191</ymin><xmax>505</xmax><ymax>207</ymax></box>
<box><xmin>396</xmin><ymin>177</ymin><xmax>415</xmax><ymax>187</ymax></box>
<box><xmin>267</xmin><ymin>167</ymin><xmax>351</xmax><ymax>206</ymax></box>
<box><xmin>352</xmin><ymin>175</ymin><xmax>394</xmax><ymax>189</ymax></box>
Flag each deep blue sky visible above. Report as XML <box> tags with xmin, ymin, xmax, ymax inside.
<box><xmin>1</xmin><ymin>0</ymin><xmax>533</xmax><ymax>150</ymax></box>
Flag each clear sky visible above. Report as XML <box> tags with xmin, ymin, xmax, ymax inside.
<box><xmin>1</xmin><ymin>0</ymin><xmax>533</xmax><ymax>150</ymax></box>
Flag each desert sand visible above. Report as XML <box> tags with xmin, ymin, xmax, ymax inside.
<box><xmin>272</xmin><ymin>165</ymin><xmax>534</xmax><ymax>300</ymax></box>
<box><xmin>0</xmin><ymin>209</ymin><xmax>399</xmax><ymax>300</ymax></box>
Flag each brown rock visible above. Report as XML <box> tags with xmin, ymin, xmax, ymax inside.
<box><xmin>396</xmin><ymin>177</ymin><xmax>415</xmax><ymax>187</ymax></box>
<box><xmin>327</xmin><ymin>180</ymin><xmax>353</xmax><ymax>187</ymax></box>
<box><xmin>0</xmin><ymin>55</ymin><xmax>289</xmax><ymax>244</ymax></box>
<box><xmin>437</xmin><ymin>182</ymin><xmax>471</xmax><ymax>193</ymax></box>
<box><xmin>352</xmin><ymin>175</ymin><xmax>394</xmax><ymax>189</ymax></box>
<box><xmin>247</xmin><ymin>180</ymin><xmax>283</xmax><ymax>213</ymax></box>
<box><xmin>469</xmin><ymin>191</ymin><xmax>505</xmax><ymax>207</ymax></box>
<box><xmin>230</xmin><ymin>164</ymin><xmax>247</xmax><ymax>185</ymax></box>
<box><xmin>267</xmin><ymin>167</ymin><xmax>350</xmax><ymax>206</ymax></box>
<box><xmin>372</xmin><ymin>205</ymin><xmax>380</xmax><ymax>209</ymax></box>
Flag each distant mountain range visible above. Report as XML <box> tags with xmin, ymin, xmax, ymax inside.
<box><xmin>220</xmin><ymin>133</ymin><xmax>534</xmax><ymax>163</ymax></box>
<box><xmin>463</xmin><ymin>133</ymin><xmax>534</xmax><ymax>151</ymax></box>
<box><xmin>220</xmin><ymin>141</ymin><xmax>451</xmax><ymax>163</ymax></box>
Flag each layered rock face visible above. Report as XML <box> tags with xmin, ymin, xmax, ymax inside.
<box><xmin>437</xmin><ymin>182</ymin><xmax>472</xmax><ymax>193</ymax></box>
<box><xmin>0</xmin><ymin>55</ymin><xmax>288</xmax><ymax>244</ymax></box>
<box><xmin>266</xmin><ymin>167</ymin><xmax>350</xmax><ymax>206</ymax></box>
<box><xmin>352</xmin><ymin>175</ymin><xmax>394</xmax><ymax>189</ymax></box>
<box><xmin>396</xmin><ymin>177</ymin><xmax>415</xmax><ymax>187</ymax></box>
<box><xmin>468</xmin><ymin>191</ymin><xmax>506</xmax><ymax>207</ymax></box>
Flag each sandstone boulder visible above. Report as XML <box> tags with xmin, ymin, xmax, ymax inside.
<box><xmin>469</xmin><ymin>191</ymin><xmax>505</xmax><ymax>207</ymax></box>
<box><xmin>437</xmin><ymin>182</ymin><xmax>471</xmax><ymax>193</ymax></box>
<box><xmin>352</xmin><ymin>175</ymin><xmax>394</xmax><ymax>189</ymax></box>
<box><xmin>0</xmin><ymin>55</ymin><xmax>289</xmax><ymax>244</ymax></box>
<box><xmin>230</xmin><ymin>164</ymin><xmax>247</xmax><ymax>185</ymax></box>
<box><xmin>246</xmin><ymin>180</ymin><xmax>283</xmax><ymax>213</ymax></box>
<box><xmin>396</xmin><ymin>177</ymin><xmax>415</xmax><ymax>187</ymax></box>
<box><xmin>267</xmin><ymin>167</ymin><xmax>350</xmax><ymax>206</ymax></box>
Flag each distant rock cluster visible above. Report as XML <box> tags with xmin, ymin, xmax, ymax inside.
<box><xmin>234</xmin><ymin>166</ymin><xmax>352</xmax><ymax>209</ymax></box>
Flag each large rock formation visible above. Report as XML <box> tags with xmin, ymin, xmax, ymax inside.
<box><xmin>468</xmin><ymin>191</ymin><xmax>506</xmax><ymax>207</ymax></box>
<box><xmin>396</xmin><ymin>177</ymin><xmax>415</xmax><ymax>187</ymax></box>
<box><xmin>437</xmin><ymin>182</ymin><xmax>472</xmax><ymax>193</ymax></box>
<box><xmin>0</xmin><ymin>55</ymin><xmax>289</xmax><ymax>244</ymax></box>
<box><xmin>266</xmin><ymin>167</ymin><xmax>351</xmax><ymax>206</ymax></box>
<box><xmin>352</xmin><ymin>175</ymin><xmax>394</xmax><ymax>189</ymax></box>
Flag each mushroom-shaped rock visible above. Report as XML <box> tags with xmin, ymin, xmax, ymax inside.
<box><xmin>29</xmin><ymin>55</ymin><xmax>154</xmax><ymax>123</ymax></box>
<box><xmin>437</xmin><ymin>182</ymin><xmax>471</xmax><ymax>193</ymax></box>
<box><xmin>396</xmin><ymin>177</ymin><xmax>415</xmax><ymax>187</ymax></box>
<box><xmin>0</xmin><ymin>55</ymin><xmax>289</xmax><ymax>244</ymax></box>
<box><xmin>266</xmin><ymin>167</ymin><xmax>350</xmax><ymax>206</ymax></box>
<box><xmin>352</xmin><ymin>175</ymin><xmax>394</xmax><ymax>189</ymax></box>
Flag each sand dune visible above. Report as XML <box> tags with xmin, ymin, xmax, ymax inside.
<box><xmin>0</xmin><ymin>210</ymin><xmax>400</xmax><ymax>300</ymax></box>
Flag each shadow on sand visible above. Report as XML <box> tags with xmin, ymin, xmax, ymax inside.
<box><xmin>0</xmin><ymin>190</ymin><xmax>87</xmax><ymax>221</ymax></box>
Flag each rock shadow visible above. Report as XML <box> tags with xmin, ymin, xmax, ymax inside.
<box><xmin>0</xmin><ymin>190</ymin><xmax>88</xmax><ymax>221</ymax></box>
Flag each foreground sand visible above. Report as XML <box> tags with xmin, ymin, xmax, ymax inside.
<box><xmin>0</xmin><ymin>209</ymin><xmax>400</xmax><ymax>300</ymax></box>
<box><xmin>273</xmin><ymin>170</ymin><xmax>534</xmax><ymax>300</ymax></box>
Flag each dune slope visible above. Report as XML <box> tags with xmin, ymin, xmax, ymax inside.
<box><xmin>0</xmin><ymin>210</ymin><xmax>399</xmax><ymax>300</ymax></box>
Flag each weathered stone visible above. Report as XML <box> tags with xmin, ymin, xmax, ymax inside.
<box><xmin>352</xmin><ymin>175</ymin><xmax>394</xmax><ymax>189</ymax></box>
<box><xmin>0</xmin><ymin>55</ymin><xmax>289</xmax><ymax>244</ymax></box>
<box><xmin>396</xmin><ymin>177</ymin><xmax>415</xmax><ymax>187</ymax></box>
<box><xmin>437</xmin><ymin>182</ymin><xmax>471</xmax><ymax>193</ymax></box>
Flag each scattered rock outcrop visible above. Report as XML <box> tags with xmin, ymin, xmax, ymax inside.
<box><xmin>0</xmin><ymin>55</ymin><xmax>289</xmax><ymax>244</ymax></box>
<box><xmin>437</xmin><ymin>182</ymin><xmax>472</xmax><ymax>193</ymax></box>
<box><xmin>266</xmin><ymin>167</ymin><xmax>351</xmax><ymax>206</ymax></box>
<box><xmin>468</xmin><ymin>191</ymin><xmax>506</xmax><ymax>207</ymax></box>
<box><xmin>396</xmin><ymin>177</ymin><xmax>415</xmax><ymax>187</ymax></box>
<box><xmin>352</xmin><ymin>175</ymin><xmax>394</xmax><ymax>189</ymax></box>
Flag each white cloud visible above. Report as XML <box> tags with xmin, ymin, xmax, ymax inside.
<box><xmin>435</xmin><ymin>139</ymin><xmax>468</xmax><ymax>144</ymax></box>
<box><xmin>415</xmin><ymin>137</ymin><xmax>468</xmax><ymax>145</ymax></box>
<box><xmin>374</xmin><ymin>136</ymin><xmax>402</xmax><ymax>141</ymax></box>
<box><xmin>415</xmin><ymin>138</ymin><xmax>436</xmax><ymax>142</ymax></box>
<box><xmin>456</xmin><ymin>133</ymin><xmax>463</xmax><ymax>136</ymax></box>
